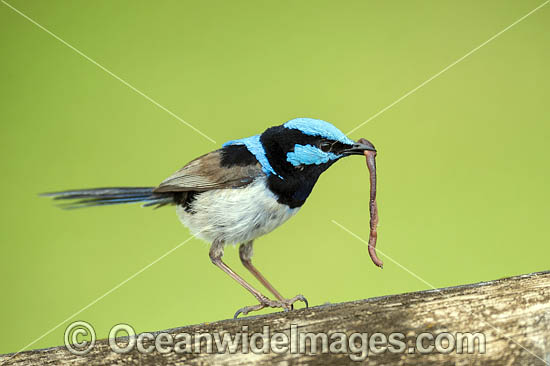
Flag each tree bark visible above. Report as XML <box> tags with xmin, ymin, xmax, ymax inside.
<box><xmin>2</xmin><ymin>271</ymin><xmax>549</xmax><ymax>365</ymax></box>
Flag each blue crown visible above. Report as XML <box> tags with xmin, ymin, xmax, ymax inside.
<box><xmin>283</xmin><ymin>118</ymin><xmax>354</xmax><ymax>145</ymax></box>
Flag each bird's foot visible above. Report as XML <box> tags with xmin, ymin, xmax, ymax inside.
<box><xmin>234</xmin><ymin>294</ymin><xmax>308</xmax><ymax>319</ymax></box>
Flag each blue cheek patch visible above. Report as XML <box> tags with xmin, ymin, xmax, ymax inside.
<box><xmin>284</xmin><ymin>118</ymin><xmax>355</xmax><ymax>145</ymax></box>
<box><xmin>223</xmin><ymin>135</ymin><xmax>282</xmax><ymax>178</ymax></box>
<box><xmin>286</xmin><ymin>144</ymin><xmax>341</xmax><ymax>166</ymax></box>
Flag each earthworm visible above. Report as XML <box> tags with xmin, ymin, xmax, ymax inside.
<box><xmin>358</xmin><ymin>138</ymin><xmax>383</xmax><ymax>269</ymax></box>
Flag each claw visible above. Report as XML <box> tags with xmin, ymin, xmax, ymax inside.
<box><xmin>301</xmin><ymin>296</ymin><xmax>309</xmax><ymax>308</ymax></box>
<box><xmin>234</xmin><ymin>303</ymin><xmax>265</xmax><ymax>319</ymax></box>
<box><xmin>233</xmin><ymin>294</ymin><xmax>309</xmax><ymax>318</ymax></box>
<box><xmin>287</xmin><ymin>294</ymin><xmax>308</xmax><ymax>309</ymax></box>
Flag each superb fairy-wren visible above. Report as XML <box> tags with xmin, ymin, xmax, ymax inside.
<box><xmin>45</xmin><ymin>118</ymin><xmax>376</xmax><ymax>318</ymax></box>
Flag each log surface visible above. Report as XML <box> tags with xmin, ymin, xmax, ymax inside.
<box><xmin>2</xmin><ymin>271</ymin><xmax>550</xmax><ymax>366</ymax></box>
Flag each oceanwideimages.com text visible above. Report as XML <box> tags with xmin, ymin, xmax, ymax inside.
<box><xmin>65</xmin><ymin>321</ymin><xmax>486</xmax><ymax>361</ymax></box>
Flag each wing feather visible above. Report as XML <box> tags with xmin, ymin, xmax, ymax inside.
<box><xmin>153</xmin><ymin>150</ymin><xmax>263</xmax><ymax>193</ymax></box>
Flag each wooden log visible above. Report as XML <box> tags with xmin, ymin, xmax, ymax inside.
<box><xmin>2</xmin><ymin>271</ymin><xmax>549</xmax><ymax>365</ymax></box>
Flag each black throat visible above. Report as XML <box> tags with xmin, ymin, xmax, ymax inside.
<box><xmin>265</xmin><ymin>166</ymin><xmax>329</xmax><ymax>208</ymax></box>
<box><xmin>260</xmin><ymin>126</ymin><xmax>337</xmax><ymax>208</ymax></box>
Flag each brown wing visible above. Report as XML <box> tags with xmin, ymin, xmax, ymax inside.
<box><xmin>153</xmin><ymin>150</ymin><xmax>264</xmax><ymax>193</ymax></box>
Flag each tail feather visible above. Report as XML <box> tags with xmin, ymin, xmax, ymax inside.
<box><xmin>41</xmin><ymin>187</ymin><xmax>175</xmax><ymax>209</ymax></box>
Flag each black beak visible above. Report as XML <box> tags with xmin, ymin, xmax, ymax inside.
<box><xmin>343</xmin><ymin>139</ymin><xmax>377</xmax><ymax>155</ymax></box>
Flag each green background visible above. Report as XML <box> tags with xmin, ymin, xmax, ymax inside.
<box><xmin>1</xmin><ymin>0</ymin><xmax>549</xmax><ymax>354</ymax></box>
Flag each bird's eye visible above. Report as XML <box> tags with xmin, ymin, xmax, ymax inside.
<box><xmin>319</xmin><ymin>142</ymin><xmax>331</xmax><ymax>152</ymax></box>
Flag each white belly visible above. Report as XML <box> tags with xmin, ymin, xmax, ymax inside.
<box><xmin>176</xmin><ymin>177</ymin><xmax>300</xmax><ymax>244</ymax></box>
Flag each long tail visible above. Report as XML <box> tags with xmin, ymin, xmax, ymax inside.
<box><xmin>42</xmin><ymin>187</ymin><xmax>175</xmax><ymax>209</ymax></box>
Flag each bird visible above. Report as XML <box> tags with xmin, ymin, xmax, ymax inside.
<box><xmin>44</xmin><ymin>117</ymin><xmax>377</xmax><ymax>318</ymax></box>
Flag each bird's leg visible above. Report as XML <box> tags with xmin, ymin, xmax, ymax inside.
<box><xmin>209</xmin><ymin>239</ymin><xmax>269</xmax><ymax>303</ymax></box>
<box><xmin>209</xmin><ymin>239</ymin><xmax>307</xmax><ymax>318</ymax></box>
<box><xmin>209</xmin><ymin>239</ymin><xmax>280</xmax><ymax>318</ymax></box>
<box><xmin>238</xmin><ymin>241</ymin><xmax>308</xmax><ymax>313</ymax></box>
<box><xmin>239</xmin><ymin>241</ymin><xmax>285</xmax><ymax>301</ymax></box>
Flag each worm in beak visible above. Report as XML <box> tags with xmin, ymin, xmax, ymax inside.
<box><xmin>357</xmin><ymin>137</ymin><xmax>383</xmax><ymax>269</ymax></box>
